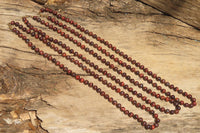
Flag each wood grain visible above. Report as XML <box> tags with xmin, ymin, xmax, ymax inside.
<box><xmin>139</xmin><ymin>0</ymin><xmax>200</xmax><ymax>29</ymax></box>
<box><xmin>0</xmin><ymin>0</ymin><xmax>200</xmax><ymax>133</ymax></box>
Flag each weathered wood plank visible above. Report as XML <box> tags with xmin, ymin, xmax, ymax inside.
<box><xmin>0</xmin><ymin>0</ymin><xmax>200</xmax><ymax>133</ymax></box>
<box><xmin>139</xmin><ymin>0</ymin><xmax>200</xmax><ymax>29</ymax></box>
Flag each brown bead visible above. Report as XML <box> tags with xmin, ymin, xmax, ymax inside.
<box><xmin>191</xmin><ymin>98</ymin><xmax>196</xmax><ymax>102</ymax></box>
<box><xmin>120</xmin><ymin>107</ymin><xmax>125</xmax><ymax>112</ymax></box>
<box><xmin>143</xmin><ymin>76</ymin><xmax>148</xmax><ymax>81</ymax></box>
<box><xmin>128</xmin><ymin>97</ymin><xmax>133</xmax><ymax>101</ymax></box>
<box><xmin>155</xmin><ymin>105</ymin><xmax>160</xmax><ymax>109</ymax></box>
<box><xmin>149</xmin><ymin>110</ymin><xmax>154</xmax><ymax>114</ymax></box>
<box><xmin>142</xmin><ymin>96</ymin><xmax>147</xmax><ymax>101</ymax></box>
<box><xmin>145</xmin><ymin>107</ymin><xmax>150</xmax><ymax>112</ymax></box>
<box><xmin>104</xmin><ymin>94</ymin><xmax>109</xmax><ymax>99</ymax></box>
<box><xmin>131</xmin><ymin>99</ymin><xmax>136</xmax><ymax>105</ymax></box>
<box><xmin>161</xmin><ymin>79</ymin><xmax>166</xmax><ymax>83</ymax></box>
<box><xmin>112</xmin><ymin>100</ymin><xmax>117</xmax><ymax>105</ymax></box>
<box><xmin>187</xmin><ymin>94</ymin><xmax>192</xmax><ymax>99</ymax></box>
<box><xmin>155</xmin><ymin>118</ymin><xmax>160</xmax><ymax>123</ymax></box>
<box><xmin>100</xmin><ymin>91</ymin><xmax>105</xmax><ymax>96</ymax></box>
<box><xmin>128</xmin><ymin>87</ymin><xmax>133</xmax><ymax>92</ymax></box>
<box><xmin>153</xmin><ymin>114</ymin><xmax>158</xmax><ymax>118</ymax></box>
<box><xmin>147</xmin><ymin>71</ymin><xmax>152</xmax><ymax>76</ymax></box>
<box><xmin>119</xmin><ymin>91</ymin><xmax>125</xmax><ymax>96</ymax></box>
<box><xmin>141</xmin><ymin>105</ymin><xmax>146</xmax><ymax>110</ymax></box>
<box><xmin>142</xmin><ymin>87</ymin><xmax>147</xmax><ymax>91</ymax></box>
<box><xmin>178</xmin><ymin>89</ymin><xmax>183</xmax><ymax>94</ymax></box>
<box><xmin>141</xmin><ymin>121</ymin><xmax>147</xmax><ymax>126</ymax></box>
<box><xmin>128</xmin><ymin>112</ymin><xmax>134</xmax><ymax>117</ymax></box>
<box><xmin>146</xmin><ymin>99</ymin><xmax>151</xmax><ymax>104</ymax></box>
<box><xmin>96</xmin><ymin>88</ymin><xmax>101</xmax><ymax>93</ymax></box>
<box><xmin>150</xmin><ymin>102</ymin><xmax>156</xmax><ymax>107</ymax></box>
<box><xmin>137</xmin><ymin>117</ymin><xmax>143</xmax><ymax>122</ymax></box>
<box><xmin>133</xmin><ymin>114</ymin><xmax>138</xmax><ymax>119</ymax></box>
<box><xmin>108</xmin><ymin>97</ymin><xmax>113</xmax><ymax>102</ymax></box>
<box><xmin>59</xmin><ymin>64</ymin><xmax>64</xmax><ymax>68</ymax></box>
<box><xmin>192</xmin><ymin>102</ymin><xmax>197</xmax><ymax>106</ymax></box>
<box><xmin>164</xmin><ymin>109</ymin><xmax>170</xmax><ymax>114</ymax></box>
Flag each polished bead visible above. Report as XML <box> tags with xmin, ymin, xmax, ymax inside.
<box><xmin>164</xmin><ymin>109</ymin><xmax>170</xmax><ymax>114</ymax></box>
<box><xmin>192</xmin><ymin>102</ymin><xmax>197</xmax><ymax>106</ymax></box>
<box><xmin>178</xmin><ymin>89</ymin><xmax>183</xmax><ymax>94</ymax></box>
<box><xmin>145</xmin><ymin>125</ymin><xmax>151</xmax><ymax>129</ymax></box>
<box><xmin>128</xmin><ymin>112</ymin><xmax>134</xmax><ymax>117</ymax></box>
<box><xmin>108</xmin><ymin>97</ymin><xmax>113</xmax><ymax>102</ymax></box>
<box><xmin>155</xmin><ymin>118</ymin><xmax>160</xmax><ymax>123</ymax></box>
<box><xmin>191</xmin><ymin>98</ymin><xmax>196</xmax><ymax>102</ymax></box>
<box><xmin>141</xmin><ymin>121</ymin><xmax>147</xmax><ymax>126</ymax></box>
<box><xmin>138</xmin><ymin>117</ymin><xmax>143</xmax><ymax>122</ymax></box>
<box><xmin>153</xmin><ymin>124</ymin><xmax>159</xmax><ymax>128</ymax></box>
<box><xmin>96</xmin><ymin>88</ymin><xmax>101</xmax><ymax>93</ymax></box>
<box><xmin>120</xmin><ymin>107</ymin><xmax>125</xmax><ymax>112</ymax></box>
<box><xmin>128</xmin><ymin>97</ymin><xmax>133</xmax><ymax>101</ymax></box>
<box><xmin>141</xmin><ymin>105</ymin><xmax>146</xmax><ymax>110</ymax></box>
<box><xmin>128</xmin><ymin>88</ymin><xmax>133</xmax><ymax>92</ymax></box>
<box><xmin>145</xmin><ymin>107</ymin><xmax>150</xmax><ymax>112</ymax></box>
<box><xmin>133</xmin><ymin>114</ymin><xmax>138</xmax><ymax>119</ymax></box>
<box><xmin>115</xmin><ymin>88</ymin><xmax>120</xmax><ymax>93</ymax></box>
<box><xmin>148</xmin><ymin>125</ymin><xmax>154</xmax><ymax>130</ymax></box>
<box><xmin>100</xmin><ymin>91</ymin><xmax>105</xmax><ymax>96</ymax></box>
<box><xmin>119</xmin><ymin>91</ymin><xmax>125</xmax><ymax>96</ymax></box>
<box><xmin>132</xmin><ymin>100</ymin><xmax>137</xmax><ymax>105</ymax></box>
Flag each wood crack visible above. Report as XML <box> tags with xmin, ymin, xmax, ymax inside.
<box><xmin>0</xmin><ymin>46</ymin><xmax>36</xmax><ymax>55</ymax></box>
<box><xmin>145</xmin><ymin>21</ymin><xmax>190</xmax><ymax>28</ymax></box>
<box><xmin>24</xmin><ymin>106</ymin><xmax>49</xmax><ymax>133</ymax></box>
<box><xmin>111</xmin><ymin>10</ymin><xmax>161</xmax><ymax>16</ymax></box>
<box><xmin>40</xmin><ymin>96</ymin><xmax>55</xmax><ymax>108</ymax></box>
<box><xmin>0</xmin><ymin>46</ymin><xmax>61</xmax><ymax>56</ymax></box>
<box><xmin>6</xmin><ymin>63</ymin><xmax>93</xmax><ymax>77</ymax></box>
<box><xmin>146</xmin><ymin>31</ymin><xmax>200</xmax><ymax>42</ymax></box>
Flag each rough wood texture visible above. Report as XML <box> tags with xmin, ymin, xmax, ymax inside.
<box><xmin>139</xmin><ymin>0</ymin><xmax>200</xmax><ymax>29</ymax></box>
<box><xmin>0</xmin><ymin>0</ymin><xmax>200</xmax><ymax>133</ymax></box>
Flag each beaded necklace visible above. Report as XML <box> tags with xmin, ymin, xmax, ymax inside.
<box><xmin>9</xmin><ymin>8</ymin><xmax>196</xmax><ymax>130</ymax></box>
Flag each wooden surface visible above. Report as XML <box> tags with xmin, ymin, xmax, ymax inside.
<box><xmin>0</xmin><ymin>0</ymin><xmax>200</xmax><ymax>133</ymax></box>
<box><xmin>139</xmin><ymin>0</ymin><xmax>200</xmax><ymax>29</ymax></box>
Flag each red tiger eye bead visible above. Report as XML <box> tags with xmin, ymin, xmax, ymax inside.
<box><xmin>145</xmin><ymin>107</ymin><xmax>150</xmax><ymax>112</ymax></box>
<box><xmin>10</xmin><ymin>21</ymin><xmax>15</xmax><ymax>25</ymax></box>
<box><xmin>39</xmin><ymin>50</ymin><xmax>44</xmax><ymax>55</ymax></box>
<box><xmin>59</xmin><ymin>64</ymin><xmax>64</xmax><ymax>68</ymax></box>
<box><xmin>120</xmin><ymin>107</ymin><xmax>125</xmax><ymax>112</ymax></box>
<box><xmin>28</xmin><ymin>42</ymin><xmax>32</xmax><ymax>47</ymax></box>
<box><xmin>115</xmin><ymin>88</ymin><xmax>120</xmax><ymax>93</ymax></box>
<box><xmin>124</xmin><ymin>110</ymin><xmax>129</xmax><ymax>115</ymax></box>
<box><xmin>192</xmin><ymin>102</ymin><xmax>197</xmax><ymax>106</ymax></box>
<box><xmin>151</xmin><ymin>125</ymin><xmax>155</xmax><ymax>130</ymax></box>
<box><xmin>75</xmin><ymin>75</ymin><xmax>80</xmax><ymax>80</ymax></box>
<box><xmin>55</xmin><ymin>61</ymin><xmax>60</xmax><ymax>66</ymax></box>
<box><xmin>128</xmin><ymin>112</ymin><xmax>134</xmax><ymax>117</ymax></box>
<box><xmin>79</xmin><ymin>78</ymin><xmax>84</xmax><ymax>83</ymax></box>
<box><xmin>139</xmin><ymin>73</ymin><xmax>144</xmax><ymax>78</ymax></box>
<box><xmin>141</xmin><ymin>105</ymin><xmax>146</xmax><ymax>110</ymax></box>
